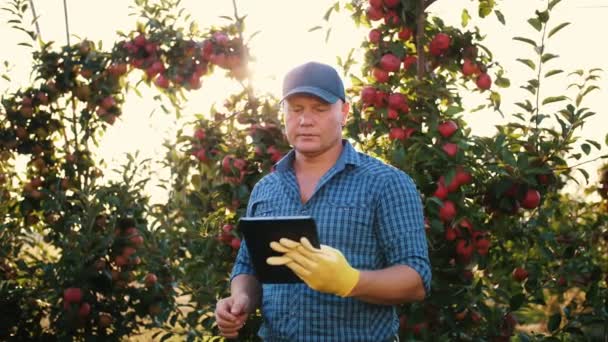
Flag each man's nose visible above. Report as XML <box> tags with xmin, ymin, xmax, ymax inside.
<box><xmin>298</xmin><ymin>111</ymin><xmax>314</xmax><ymax>126</ymax></box>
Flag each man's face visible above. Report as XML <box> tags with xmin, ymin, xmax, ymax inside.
<box><xmin>283</xmin><ymin>94</ymin><xmax>349</xmax><ymax>157</ymax></box>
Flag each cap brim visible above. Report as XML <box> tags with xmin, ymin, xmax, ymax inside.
<box><xmin>281</xmin><ymin>86</ymin><xmax>340</xmax><ymax>104</ymax></box>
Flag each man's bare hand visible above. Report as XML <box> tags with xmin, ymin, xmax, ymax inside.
<box><xmin>214</xmin><ymin>294</ymin><xmax>251</xmax><ymax>339</ymax></box>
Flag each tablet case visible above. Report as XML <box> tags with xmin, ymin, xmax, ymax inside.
<box><xmin>238</xmin><ymin>216</ymin><xmax>320</xmax><ymax>284</ymax></box>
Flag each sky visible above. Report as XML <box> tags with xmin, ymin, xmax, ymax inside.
<box><xmin>1</xmin><ymin>0</ymin><xmax>606</xmax><ymax>203</ymax></box>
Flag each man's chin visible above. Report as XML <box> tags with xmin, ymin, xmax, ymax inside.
<box><xmin>294</xmin><ymin>143</ymin><xmax>323</xmax><ymax>155</ymax></box>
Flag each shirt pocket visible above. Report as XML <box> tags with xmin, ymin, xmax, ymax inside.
<box><xmin>250</xmin><ymin>198</ymin><xmax>283</xmax><ymax>217</ymax></box>
<box><xmin>317</xmin><ymin>200</ymin><xmax>375</xmax><ymax>268</ymax></box>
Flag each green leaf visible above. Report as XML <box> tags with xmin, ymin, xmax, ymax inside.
<box><xmin>549</xmin><ymin>0</ymin><xmax>562</xmax><ymax>10</ymax></box>
<box><xmin>578</xmin><ymin>168</ymin><xmax>589</xmax><ymax>184</ymax></box>
<box><xmin>494</xmin><ymin>10</ymin><xmax>505</xmax><ymax>25</ymax></box>
<box><xmin>495</xmin><ymin>76</ymin><xmax>510</xmax><ymax>88</ymax></box>
<box><xmin>545</xmin><ymin>69</ymin><xmax>563</xmax><ymax>78</ymax></box>
<box><xmin>586</xmin><ymin>139</ymin><xmax>601</xmax><ymax>150</ymax></box>
<box><xmin>581</xmin><ymin>143</ymin><xmax>591</xmax><ymax>155</ymax></box>
<box><xmin>478</xmin><ymin>0</ymin><xmax>494</xmax><ymax>18</ymax></box>
<box><xmin>528</xmin><ymin>18</ymin><xmax>542</xmax><ymax>31</ymax></box>
<box><xmin>605</xmin><ymin>133</ymin><xmax>608</xmax><ymax>147</ymax></box>
<box><xmin>548</xmin><ymin>313</ymin><xmax>561</xmax><ymax>332</ymax></box>
<box><xmin>445</xmin><ymin>106</ymin><xmax>464</xmax><ymax>116</ymax></box>
<box><xmin>510</xmin><ymin>293</ymin><xmax>526</xmax><ymax>311</ymax></box>
<box><xmin>323</xmin><ymin>4</ymin><xmax>335</xmax><ymax>21</ymax></box>
<box><xmin>542</xmin><ymin>96</ymin><xmax>568</xmax><ymax>105</ymax></box>
<box><xmin>516</xmin><ymin>58</ymin><xmax>536</xmax><ymax>70</ymax></box>
<box><xmin>308</xmin><ymin>26</ymin><xmax>322</xmax><ymax>32</ymax></box>
<box><xmin>548</xmin><ymin>22</ymin><xmax>570</xmax><ymax>38</ymax></box>
<box><xmin>325</xmin><ymin>27</ymin><xmax>332</xmax><ymax>43</ymax></box>
<box><xmin>513</xmin><ymin>37</ymin><xmax>537</xmax><ymax>48</ymax></box>
<box><xmin>541</xmin><ymin>53</ymin><xmax>559</xmax><ymax>63</ymax></box>
<box><xmin>461</xmin><ymin>9</ymin><xmax>471</xmax><ymax>27</ymax></box>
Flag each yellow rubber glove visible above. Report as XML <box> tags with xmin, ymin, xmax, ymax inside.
<box><xmin>267</xmin><ymin>237</ymin><xmax>360</xmax><ymax>297</ymax></box>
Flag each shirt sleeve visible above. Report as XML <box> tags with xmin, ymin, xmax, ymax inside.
<box><xmin>375</xmin><ymin>171</ymin><xmax>431</xmax><ymax>295</ymax></box>
<box><xmin>229</xmin><ymin>185</ymin><xmax>259</xmax><ymax>282</ymax></box>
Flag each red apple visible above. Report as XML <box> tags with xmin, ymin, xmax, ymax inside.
<box><xmin>108</xmin><ymin>63</ymin><xmax>127</xmax><ymax>77</ymax></box>
<box><xmin>233</xmin><ymin>158</ymin><xmax>247</xmax><ymax>170</ymax></box>
<box><xmin>369</xmin><ymin>0</ymin><xmax>383</xmax><ymax>8</ymax></box>
<box><xmin>36</xmin><ymin>92</ymin><xmax>49</xmax><ymax>105</ymax></box>
<box><xmin>98</xmin><ymin>313</ymin><xmax>112</xmax><ymax>328</ymax></box>
<box><xmin>230</xmin><ymin>238</ymin><xmax>241</xmax><ymax>249</ymax></box>
<box><xmin>455</xmin><ymin>167</ymin><xmax>472</xmax><ymax>185</ymax></box>
<box><xmin>222</xmin><ymin>224</ymin><xmax>234</xmax><ymax>233</ymax></box>
<box><xmin>380</xmin><ymin>54</ymin><xmax>401</xmax><ymax>72</ymax></box>
<box><xmin>521</xmin><ymin>189</ymin><xmax>541</xmax><ymax>209</ymax></box>
<box><xmin>64</xmin><ymin>287</ymin><xmax>83</xmax><ymax>303</ymax></box>
<box><xmin>213</xmin><ymin>32</ymin><xmax>230</xmax><ymax>46</ymax></box>
<box><xmin>78</xmin><ymin>302</ymin><xmax>91</xmax><ymax>317</ymax></box>
<box><xmin>387</xmin><ymin>108</ymin><xmax>399</xmax><ymax>120</ymax></box>
<box><xmin>403</xmin><ymin>55</ymin><xmax>417</xmax><ymax>70</ymax></box>
<box><xmin>456</xmin><ymin>239</ymin><xmax>474</xmax><ymax>262</ymax></box>
<box><xmin>100</xmin><ymin>96</ymin><xmax>116</xmax><ymax>110</ymax></box>
<box><xmin>512</xmin><ymin>267</ymin><xmax>529</xmax><ymax>282</ymax></box>
<box><xmin>384</xmin><ymin>10</ymin><xmax>400</xmax><ymax>26</ymax></box>
<box><xmin>189</xmin><ymin>74</ymin><xmax>202</xmax><ymax>90</ymax></box>
<box><xmin>384</xmin><ymin>0</ymin><xmax>400</xmax><ymax>8</ymax></box>
<box><xmin>366</xmin><ymin>6</ymin><xmax>384</xmax><ymax>21</ymax></box>
<box><xmin>222</xmin><ymin>155</ymin><xmax>234</xmax><ymax>173</ymax></box>
<box><xmin>432</xmin><ymin>33</ymin><xmax>451</xmax><ymax>50</ymax></box>
<box><xmin>374</xmin><ymin>91</ymin><xmax>389</xmax><ymax>108</ymax></box>
<box><xmin>114</xmin><ymin>255</ymin><xmax>128</xmax><ymax>267</ymax></box>
<box><xmin>475</xmin><ymin>238</ymin><xmax>491</xmax><ymax>256</ymax></box>
<box><xmin>434</xmin><ymin>182</ymin><xmax>448</xmax><ymax>200</ymax></box>
<box><xmin>361</xmin><ymin>86</ymin><xmax>377</xmax><ymax>105</ymax></box>
<box><xmin>442</xmin><ymin>143</ymin><xmax>458</xmax><ymax>157</ymax></box>
<box><xmin>388</xmin><ymin>93</ymin><xmax>408</xmax><ymax>111</ymax></box>
<box><xmin>389</xmin><ymin>127</ymin><xmax>406</xmax><ymax>141</ymax></box>
<box><xmin>398</xmin><ymin>27</ymin><xmax>413</xmax><ymax>41</ymax></box>
<box><xmin>368</xmin><ymin>29</ymin><xmax>382</xmax><ymax>44</ymax></box>
<box><xmin>122</xmin><ymin>247</ymin><xmax>137</xmax><ymax>258</ymax></box>
<box><xmin>154</xmin><ymin>74</ymin><xmax>169</xmax><ymax>89</ymax></box>
<box><xmin>372</xmin><ymin>67</ymin><xmax>390</xmax><ymax>83</ymax></box>
<box><xmin>438</xmin><ymin>120</ymin><xmax>458</xmax><ymax>138</ymax></box>
<box><xmin>194</xmin><ymin>128</ymin><xmax>206</xmax><ymax>140</ymax></box>
<box><xmin>461</xmin><ymin>59</ymin><xmax>478</xmax><ymax>77</ymax></box>
<box><xmin>130</xmin><ymin>235</ymin><xmax>144</xmax><ymax>247</ymax></box>
<box><xmin>133</xmin><ymin>34</ymin><xmax>146</xmax><ymax>47</ymax></box>
<box><xmin>476</xmin><ymin>73</ymin><xmax>492</xmax><ymax>90</ymax></box>
<box><xmin>444</xmin><ymin>227</ymin><xmax>459</xmax><ymax>241</ymax></box>
<box><xmin>439</xmin><ymin>200</ymin><xmax>456</xmax><ymax>222</ymax></box>
<box><xmin>194</xmin><ymin>149</ymin><xmax>208</xmax><ymax>163</ymax></box>
<box><xmin>144</xmin><ymin>273</ymin><xmax>158</xmax><ymax>287</ymax></box>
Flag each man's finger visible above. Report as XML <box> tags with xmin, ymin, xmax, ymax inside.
<box><xmin>266</xmin><ymin>256</ymin><xmax>292</xmax><ymax>265</ymax></box>
<box><xmin>285</xmin><ymin>250</ymin><xmax>317</xmax><ymax>270</ymax></box>
<box><xmin>269</xmin><ymin>241</ymin><xmax>292</xmax><ymax>253</ymax></box>
<box><xmin>284</xmin><ymin>261</ymin><xmax>312</xmax><ymax>278</ymax></box>
<box><xmin>300</xmin><ymin>237</ymin><xmax>322</xmax><ymax>253</ymax></box>
<box><xmin>278</xmin><ymin>238</ymin><xmax>301</xmax><ymax>249</ymax></box>
<box><xmin>215</xmin><ymin>309</ymin><xmax>238</xmax><ymax>323</ymax></box>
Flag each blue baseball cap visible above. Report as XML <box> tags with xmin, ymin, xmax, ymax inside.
<box><xmin>281</xmin><ymin>62</ymin><xmax>346</xmax><ymax>104</ymax></box>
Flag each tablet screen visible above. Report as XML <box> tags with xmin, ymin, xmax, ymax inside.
<box><xmin>238</xmin><ymin>216</ymin><xmax>320</xmax><ymax>284</ymax></box>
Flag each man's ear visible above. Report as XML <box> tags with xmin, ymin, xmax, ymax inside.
<box><xmin>340</xmin><ymin>101</ymin><xmax>350</xmax><ymax>126</ymax></box>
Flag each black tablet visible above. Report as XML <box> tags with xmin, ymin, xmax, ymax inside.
<box><xmin>237</xmin><ymin>216</ymin><xmax>320</xmax><ymax>284</ymax></box>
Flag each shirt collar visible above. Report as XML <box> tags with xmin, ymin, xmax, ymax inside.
<box><xmin>275</xmin><ymin>139</ymin><xmax>360</xmax><ymax>172</ymax></box>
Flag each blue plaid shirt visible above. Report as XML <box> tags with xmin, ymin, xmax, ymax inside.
<box><xmin>231</xmin><ymin>140</ymin><xmax>430</xmax><ymax>342</ymax></box>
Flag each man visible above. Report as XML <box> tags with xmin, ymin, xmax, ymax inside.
<box><xmin>214</xmin><ymin>61</ymin><xmax>430</xmax><ymax>341</ymax></box>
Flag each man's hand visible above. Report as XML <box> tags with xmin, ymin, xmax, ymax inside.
<box><xmin>214</xmin><ymin>294</ymin><xmax>251</xmax><ymax>339</ymax></box>
<box><xmin>267</xmin><ymin>237</ymin><xmax>360</xmax><ymax>297</ymax></box>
